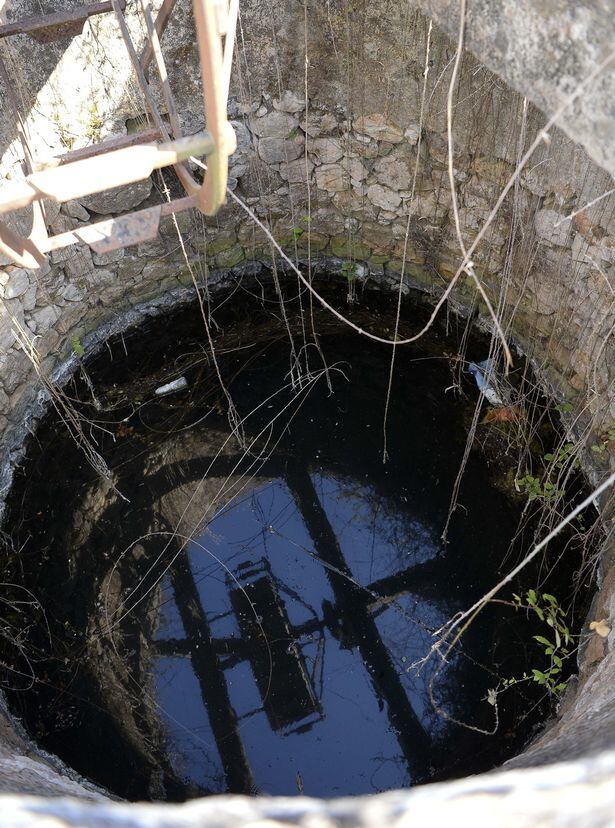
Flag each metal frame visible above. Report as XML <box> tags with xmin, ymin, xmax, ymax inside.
<box><xmin>0</xmin><ymin>0</ymin><xmax>238</xmax><ymax>269</ymax></box>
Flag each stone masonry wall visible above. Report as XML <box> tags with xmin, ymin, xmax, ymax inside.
<box><xmin>0</xmin><ymin>0</ymin><xmax>613</xmax><ymax>493</ymax></box>
<box><xmin>0</xmin><ymin>0</ymin><xmax>613</xmax><ymax>819</ymax></box>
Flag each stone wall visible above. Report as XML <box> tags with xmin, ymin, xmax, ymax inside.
<box><xmin>0</xmin><ymin>0</ymin><xmax>613</xmax><ymax>821</ymax></box>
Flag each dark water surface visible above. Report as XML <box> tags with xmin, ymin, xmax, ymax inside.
<box><xmin>2</xmin><ymin>283</ymin><xmax>587</xmax><ymax>800</ymax></box>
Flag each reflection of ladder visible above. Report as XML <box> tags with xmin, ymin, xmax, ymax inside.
<box><xmin>0</xmin><ymin>0</ymin><xmax>238</xmax><ymax>268</ymax></box>
<box><xmin>229</xmin><ymin>559</ymin><xmax>323</xmax><ymax>734</ymax></box>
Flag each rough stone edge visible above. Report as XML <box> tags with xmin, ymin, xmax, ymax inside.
<box><xmin>3</xmin><ymin>749</ymin><xmax>615</xmax><ymax>827</ymax></box>
<box><xmin>409</xmin><ymin>0</ymin><xmax>615</xmax><ymax>179</ymax></box>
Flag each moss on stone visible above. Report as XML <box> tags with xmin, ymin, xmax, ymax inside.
<box><xmin>368</xmin><ymin>254</ymin><xmax>390</xmax><ymax>266</ymax></box>
<box><xmin>329</xmin><ymin>235</ymin><xmax>372</xmax><ymax>260</ymax></box>
<box><xmin>215</xmin><ymin>245</ymin><xmax>246</xmax><ymax>268</ymax></box>
<box><xmin>295</xmin><ymin>232</ymin><xmax>329</xmax><ymax>252</ymax></box>
<box><xmin>387</xmin><ymin>261</ymin><xmax>434</xmax><ymax>289</ymax></box>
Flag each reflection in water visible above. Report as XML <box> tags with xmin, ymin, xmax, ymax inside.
<box><xmin>2</xmin><ymin>291</ymin><xmax>577</xmax><ymax>801</ymax></box>
<box><xmin>151</xmin><ymin>474</ymin><xmax>447</xmax><ymax>795</ymax></box>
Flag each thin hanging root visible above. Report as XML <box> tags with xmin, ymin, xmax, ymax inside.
<box><xmin>191</xmin><ymin>28</ymin><xmax>615</xmax><ymax>357</ymax></box>
<box><xmin>100</xmin><ymin>365</ymin><xmax>338</xmax><ymax>634</ymax></box>
<box><xmin>158</xmin><ymin>173</ymin><xmax>245</xmax><ymax>447</ymax></box>
<box><xmin>446</xmin><ymin>0</ymin><xmax>512</xmax><ymax>370</ymax></box>
<box><xmin>10</xmin><ymin>317</ymin><xmax>124</xmax><ymax>495</ymax></box>
<box><xmin>382</xmin><ymin>18</ymin><xmax>432</xmax><ymax>463</ymax></box>
<box><xmin>421</xmin><ymin>471</ymin><xmax>615</xmax><ymax>674</ymax></box>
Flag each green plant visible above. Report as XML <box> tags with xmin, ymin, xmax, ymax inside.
<box><xmin>85</xmin><ymin>101</ymin><xmax>103</xmax><ymax>141</ymax></box>
<box><xmin>51</xmin><ymin>110</ymin><xmax>74</xmax><ymax>150</ymax></box>
<box><xmin>516</xmin><ymin>474</ymin><xmax>561</xmax><ymax>502</ymax></box>
<box><xmin>71</xmin><ymin>337</ymin><xmax>85</xmax><ymax>358</ymax></box>
<box><xmin>341</xmin><ymin>261</ymin><xmax>358</xmax><ymax>282</ymax></box>
<box><xmin>591</xmin><ymin>421</ymin><xmax>615</xmax><ymax>454</ymax></box>
<box><xmin>516</xmin><ymin>442</ymin><xmax>578</xmax><ymax>502</ymax></box>
<box><xmin>291</xmin><ymin>226</ymin><xmax>304</xmax><ymax>241</ymax></box>
<box><xmin>508</xmin><ymin>590</ymin><xmax>572</xmax><ymax>695</ymax></box>
<box><xmin>544</xmin><ymin>442</ymin><xmax>578</xmax><ymax>470</ymax></box>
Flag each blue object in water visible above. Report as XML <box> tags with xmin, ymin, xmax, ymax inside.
<box><xmin>467</xmin><ymin>358</ymin><xmax>504</xmax><ymax>406</ymax></box>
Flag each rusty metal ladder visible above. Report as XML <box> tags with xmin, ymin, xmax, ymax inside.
<box><xmin>0</xmin><ymin>0</ymin><xmax>238</xmax><ymax>269</ymax></box>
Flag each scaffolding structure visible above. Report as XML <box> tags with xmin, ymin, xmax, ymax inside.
<box><xmin>0</xmin><ymin>0</ymin><xmax>238</xmax><ymax>269</ymax></box>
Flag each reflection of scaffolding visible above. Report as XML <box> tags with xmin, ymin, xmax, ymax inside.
<box><xmin>150</xmin><ymin>457</ymin><xmax>443</xmax><ymax>792</ymax></box>
<box><xmin>229</xmin><ymin>558</ymin><xmax>323</xmax><ymax>734</ymax></box>
<box><xmin>0</xmin><ymin>0</ymin><xmax>238</xmax><ymax>267</ymax></box>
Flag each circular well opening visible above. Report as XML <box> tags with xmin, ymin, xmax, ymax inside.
<box><xmin>1</xmin><ymin>277</ymin><xmax>597</xmax><ymax>800</ymax></box>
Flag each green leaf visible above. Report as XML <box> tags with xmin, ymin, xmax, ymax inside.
<box><xmin>71</xmin><ymin>337</ymin><xmax>85</xmax><ymax>358</ymax></box>
<box><xmin>542</xmin><ymin>593</ymin><xmax>557</xmax><ymax>605</ymax></box>
<box><xmin>527</xmin><ymin>589</ymin><xmax>537</xmax><ymax>606</ymax></box>
<box><xmin>532</xmin><ymin>669</ymin><xmax>547</xmax><ymax>684</ymax></box>
<box><xmin>533</xmin><ymin>635</ymin><xmax>552</xmax><ymax>648</ymax></box>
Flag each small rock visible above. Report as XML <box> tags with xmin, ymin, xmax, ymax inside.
<box><xmin>22</xmin><ymin>284</ymin><xmax>37</xmax><ymax>311</ymax></box>
<box><xmin>229</xmin><ymin>163</ymin><xmax>249</xmax><ymax>180</ymax></box>
<box><xmin>80</xmin><ymin>178</ymin><xmax>153</xmax><ymax>215</ymax></box>
<box><xmin>249</xmin><ymin>111</ymin><xmax>297</xmax><ymax>139</ymax></box>
<box><xmin>316</xmin><ymin>164</ymin><xmax>347</xmax><ymax>193</ymax></box>
<box><xmin>92</xmin><ymin>248</ymin><xmax>124</xmax><ymax>266</ymax></box>
<box><xmin>87</xmin><ymin>267</ymin><xmax>118</xmax><ymax>287</ymax></box>
<box><xmin>378</xmin><ymin>209</ymin><xmax>399</xmax><ymax>224</ymax></box>
<box><xmin>373</xmin><ymin>154</ymin><xmax>412</xmax><ymax>190</ymax></box>
<box><xmin>1</xmin><ymin>268</ymin><xmax>29</xmax><ymax>299</ymax></box>
<box><xmin>257</xmin><ymin>137</ymin><xmax>303</xmax><ymax>164</ymax></box>
<box><xmin>404</xmin><ymin>124</ymin><xmax>420</xmax><ymax>144</ymax></box>
<box><xmin>137</xmin><ymin>238</ymin><xmax>167</xmax><ymax>258</ymax></box>
<box><xmin>534</xmin><ymin>209</ymin><xmax>572</xmax><ymax>247</ymax></box>
<box><xmin>30</xmin><ymin>305</ymin><xmax>59</xmax><ymax>333</ymax></box>
<box><xmin>367</xmin><ymin>183</ymin><xmax>402</xmax><ymax>211</ymax></box>
<box><xmin>279</xmin><ymin>157</ymin><xmax>314</xmax><ymax>184</ymax></box>
<box><xmin>354</xmin><ymin>113</ymin><xmax>404</xmax><ymax>143</ymax></box>
<box><xmin>61</xmin><ymin>283</ymin><xmax>85</xmax><ymax>302</ymax></box>
<box><xmin>310</xmin><ymin>137</ymin><xmax>343</xmax><ymax>164</ymax></box>
<box><xmin>316</xmin><ymin>158</ymin><xmax>365</xmax><ymax>192</ymax></box>
<box><xmin>62</xmin><ymin>200</ymin><xmax>90</xmax><ymax>221</ymax></box>
<box><xmin>273</xmin><ymin>90</ymin><xmax>304</xmax><ymax>113</ymax></box>
<box><xmin>229</xmin><ymin>120</ymin><xmax>252</xmax><ymax>157</ymax></box>
<box><xmin>63</xmin><ymin>248</ymin><xmax>95</xmax><ymax>280</ymax></box>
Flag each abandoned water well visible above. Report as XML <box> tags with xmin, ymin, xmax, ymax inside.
<box><xmin>0</xmin><ymin>0</ymin><xmax>615</xmax><ymax>823</ymax></box>
<box><xmin>0</xmin><ymin>278</ymin><xmax>599</xmax><ymax>801</ymax></box>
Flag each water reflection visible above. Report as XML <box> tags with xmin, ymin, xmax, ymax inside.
<box><xmin>4</xmin><ymin>303</ymin><xmax>560</xmax><ymax>801</ymax></box>
<box><xmin>147</xmin><ymin>472</ymin><xmax>454</xmax><ymax>796</ymax></box>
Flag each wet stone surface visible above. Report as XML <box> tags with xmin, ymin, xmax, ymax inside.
<box><xmin>0</xmin><ymin>283</ymin><xmax>590</xmax><ymax>801</ymax></box>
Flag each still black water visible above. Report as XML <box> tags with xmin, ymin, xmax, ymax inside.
<box><xmin>2</xmin><ymin>283</ymin><xmax>585</xmax><ymax>800</ymax></box>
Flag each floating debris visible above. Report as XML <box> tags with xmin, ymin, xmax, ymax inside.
<box><xmin>482</xmin><ymin>406</ymin><xmax>520</xmax><ymax>424</ymax></box>
<box><xmin>468</xmin><ymin>358</ymin><xmax>507</xmax><ymax>406</ymax></box>
<box><xmin>154</xmin><ymin>376</ymin><xmax>188</xmax><ymax>397</ymax></box>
